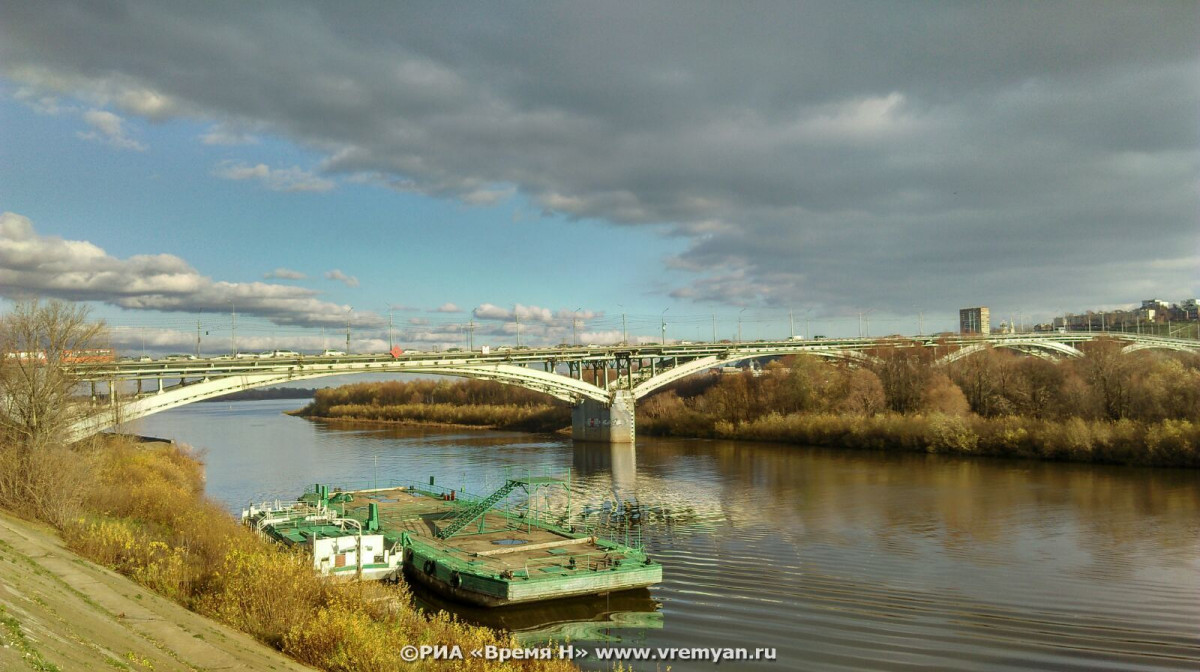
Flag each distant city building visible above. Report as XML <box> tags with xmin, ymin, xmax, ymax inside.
<box><xmin>959</xmin><ymin>307</ymin><xmax>990</xmax><ymax>335</ymax></box>
<box><xmin>1141</xmin><ymin>298</ymin><xmax>1170</xmax><ymax>311</ymax></box>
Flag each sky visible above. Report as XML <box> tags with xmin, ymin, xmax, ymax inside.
<box><xmin>1</xmin><ymin>1</ymin><xmax>1197</xmax><ymax>355</ymax></box>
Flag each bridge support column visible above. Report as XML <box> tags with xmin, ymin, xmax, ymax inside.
<box><xmin>571</xmin><ymin>390</ymin><xmax>635</xmax><ymax>443</ymax></box>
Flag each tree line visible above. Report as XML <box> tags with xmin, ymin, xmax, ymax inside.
<box><xmin>637</xmin><ymin>340</ymin><xmax>1200</xmax><ymax>466</ymax></box>
<box><xmin>643</xmin><ymin>340</ymin><xmax>1200</xmax><ymax>425</ymax></box>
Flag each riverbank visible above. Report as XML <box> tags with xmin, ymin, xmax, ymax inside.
<box><xmin>292</xmin><ymin>396</ymin><xmax>568</xmax><ymax>432</ymax></box>
<box><xmin>639</xmin><ymin>411</ymin><xmax>1200</xmax><ymax>467</ymax></box>
<box><xmin>296</xmin><ymin>411</ymin><xmax>574</xmax><ymax>436</ymax></box>
<box><xmin>300</xmin><ymin>401</ymin><xmax>1200</xmax><ymax>467</ymax></box>
<box><xmin>0</xmin><ymin>435</ymin><xmax>576</xmax><ymax>672</ymax></box>
<box><xmin>296</xmin><ymin>392</ymin><xmax>1199</xmax><ymax>469</ymax></box>
<box><xmin>0</xmin><ymin>509</ymin><xmax>312</xmax><ymax>671</ymax></box>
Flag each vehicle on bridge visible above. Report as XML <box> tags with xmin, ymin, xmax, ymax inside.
<box><xmin>259</xmin><ymin>350</ymin><xmax>300</xmax><ymax>358</ymax></box>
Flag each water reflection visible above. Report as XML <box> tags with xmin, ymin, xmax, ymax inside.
<box><xmin>411</xmin><ymin>584</ymin><xmax>663</xmax><ymax>644</ymax></box>
<box><xmin>132</xmin><ymin>400</ymin><xmax>1200</xmax><ymax>671</ymax></box>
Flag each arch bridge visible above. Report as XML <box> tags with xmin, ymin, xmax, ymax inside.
<box><xmin>70</xmin><ymin>331</ymin><xmax>1199</xmax><ymax>444</ymax></box>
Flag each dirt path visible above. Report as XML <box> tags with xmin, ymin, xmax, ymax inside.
<box><xmin>0</xmin><ymin>510</ymin><xmax>313</xmax><ymax>671</ymax></box>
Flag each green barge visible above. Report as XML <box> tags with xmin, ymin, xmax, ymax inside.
<box><xmin>241</xmin><ymin>470</ymin><xmax>662</xmax><ymax>607</ymax></box>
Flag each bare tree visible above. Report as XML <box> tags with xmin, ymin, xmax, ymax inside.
<box><xmin>870</xmin><ymin>343</ymin><xmax>932</xmax><ymax>414</ymax></box>
<box><xmin>0</xmin><ymin>299</ymin><xmax>108</xmax><ymax>451</ymax></box>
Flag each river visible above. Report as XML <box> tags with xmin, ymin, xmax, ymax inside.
<box><xmin>132</xmin><ymin>399</ymin><xmax>1200</xmax><ymax>671</ymax></box>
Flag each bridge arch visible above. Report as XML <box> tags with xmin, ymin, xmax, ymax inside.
<box><xmin>937</xmin><ymin>340</ymin><xmax>1085</xmax><ymax>366</ymax></box>
<box><xmin>1119</xmin><ymin>342</ymin><xmax>1199</xmax><ymax>356</ymax></box>
<box><xmin>630</xmin><ymin>348</ymin><xmax>876</xmax><ymax>400</ymax></box>
<box><xmin>70</xmin><ymin>363</ymin><xmax>609</xmax><ymax>441</ymax></box>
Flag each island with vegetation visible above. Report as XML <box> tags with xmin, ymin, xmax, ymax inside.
<box><xmin>296</xmin><ymin>340</ymin><xmax>1199</xmax><ymax>468</ymax></box>
<box><xmin>294</xmin><ymin>379</ymin><xmax>573</xmax><ymax>433</ymax></box>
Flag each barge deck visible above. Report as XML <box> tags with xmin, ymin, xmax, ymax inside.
<box><xmin>242</xmin><ymin>471</ymin><xmax>662</xmax><ymax>607</ymax></box>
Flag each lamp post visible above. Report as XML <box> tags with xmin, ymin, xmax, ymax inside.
<box><xmin>387</xmin><ymin>307</ymin><xmax>394</xmax><ymax>350</ymax></box>
<box><xmin>229</xmin><ymin>300</ymin><xmax>237</xmax><ymax>355</ymax></box>
<box><xmin>661</xmin><ymin>308</ymin><xmax>669</xmax><ymax>345</ymax></box>
<box><xmin>738</xmin><ymin>307</ymin><xmax>747</xmax><ymax>344</ymax></box>
<box><xmin>345</xmin><ymin>306</ymin><xmax>353</xmax><ymax>354</ymax></box>
<box><xmin>573</xmin><ymin>307</ymin><xmax>581</xmax><ymax>346</ymax></box>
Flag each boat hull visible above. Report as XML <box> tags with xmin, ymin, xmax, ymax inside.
<box><xmin>404</xmin><ymin>562</ymin><xmax>662</xmax><ymax>608</ymax></box>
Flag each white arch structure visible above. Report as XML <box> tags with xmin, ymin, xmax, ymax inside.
<box><xmin>936</xmin><ymin>339</ymin><xmax>1086</xmax><ymax>365</ymax></box>
<box><xmin>69</xmin><ymin>332</ymin><xmax>1200</xmax><ymax>443</ymax></box>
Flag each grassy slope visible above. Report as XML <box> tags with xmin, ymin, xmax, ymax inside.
<box><xmin>0</xmin><ymin>436</ymin><xmax>578</xmax><ymax>672</ymax></box>
<box><xmin>0</xmin><ymin>509</ymin><xmax>313</xmax><ymax>672</ymax></box>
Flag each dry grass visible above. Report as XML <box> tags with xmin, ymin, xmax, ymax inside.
<box><xmin>3</xmin><ymin>436</ymin><xmax>576</xmax><ymax>671</ymax></box>
<box><xmin>653</xmin><ymin>410</ymin><xmax>1200</xmax><ymax>467</ymax></box>
<box><xmin>297</xmin><ymin>380</ymin><xmax>571</xmax><ymax>432</ymax></box>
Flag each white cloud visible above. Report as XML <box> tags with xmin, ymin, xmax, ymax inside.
<box><xmin>200</xmin><ymin>123</ymin><xmax>258</xmax><ymax>146</ymax></box>
<box><xmin>107</xmin><ymin>326</ymin><xmax>392</xmax><ymax>356</ymax></box>
<box><xmin>472</xmin><ymin>303</ymin><xmax>604</xmax><ymax>327</ymax></box>
<box><xmin>213</xmin><ymin>161</ymin><xmax>335</xmax><ymax>192</ymax></box>
<box><xmin>264</xmin><ymin>267</ymin><xmax>306</xmax><ymax>279</ymax></box>
<box><xmin>460</xmin><ymin>187</ymin><xmax>514</xmax><ymax>206</ymax></box>
<box><xmin>472</xmin><ymin>303</ymin><xmax>512</xmax><ymax>321</ymax></box>
<box><xmin>77</xmin><ymin>109</ymin><xmax>146</xmax><ymax>151</ymax></box>
<box><xmin>432</xmin><ymin>302</ymin><xmax>461</xmax><ymax>313</ymax></box>
<box><xmin>324</xmin><ymin>269</ymin><xmax>359</xmax><ymax>287</ymax></box>
<box><xmin>7</xmin><ymin>65</ymin><xmax>182</xmax><ymax>121</ymax></box>
<box><xmin>555</xmin><ymin>308</ymin><xmax>601</xmax><ymax>320</ymax></box>
<box><xmin>13</xmin><ymin>86</ymin><xmax>65</xmax><ymax>115</ymax></box>
<box><xmin>579</xmin><ymin>330</ymin><xmax>623</xmax><ymax>345</ymax></box>
<box><xmin>0</xmin><ymin>212</ymin><xmax>380</xmax><ymax>329</ymax></box>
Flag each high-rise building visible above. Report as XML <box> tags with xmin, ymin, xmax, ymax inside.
<box><xmin>959</xmin><ymin>307</ymin><xmax>990</xmax><ymax>335</ymax></box>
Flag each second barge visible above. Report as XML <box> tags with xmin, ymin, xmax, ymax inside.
<box><xmin>242</xmin><ymin>469</ymin><xmax>662</xmax><ymax>607</ymax></box>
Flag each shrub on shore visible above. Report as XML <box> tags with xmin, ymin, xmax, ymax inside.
<box><xmin>640</xmin><ymin>409</ymin><xmax>1199</xmax><ymax>467</ymax></box>
<box><xmin>297</xmin><ymin>380</ymin><xmax>570</xmax><ymax>432</ymax></box>
<box><xmin>10</xmin><ymin>436</ymin><xmax>574</xmax><ymax>672</ymax></box>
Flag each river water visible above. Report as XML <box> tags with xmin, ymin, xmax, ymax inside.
<box><xmin>132</xmin><ymin>399</ymin><xmax>1200</xmax><ymax>671</ymax></box>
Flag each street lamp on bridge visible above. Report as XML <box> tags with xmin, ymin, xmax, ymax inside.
<box><xmin>229</xmin><ymin>300</ymin><xmax>237</xmax><ymax>355</ymax></box>
<box><xmin>661</xmin><ymin>308</ymin><xmax>669</xmax><ymax>345</ymax></box>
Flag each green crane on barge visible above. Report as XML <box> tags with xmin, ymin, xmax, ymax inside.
<box><xmin>242</xmin><ymin>467</ymin><xmax>662</xmax><ymax>608</ymax></box>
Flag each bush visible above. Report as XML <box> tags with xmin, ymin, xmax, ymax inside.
<box><xmin>18</xmin><ymin>436</ymin><xmax>576</xmax><ymax>672</ymax></box>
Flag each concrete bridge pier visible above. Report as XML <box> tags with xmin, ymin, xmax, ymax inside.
<box><xmin>571</xmin><ymin>390</ymin><xmax>635</xmax><ymax>443</ymax></box>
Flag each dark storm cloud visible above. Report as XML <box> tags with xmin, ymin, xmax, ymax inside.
<box><xmin>1</xmin><ymin>1</ymin><xmax>1196</xmax><ymax>316</ymax></box>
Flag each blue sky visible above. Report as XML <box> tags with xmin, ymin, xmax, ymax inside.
<box><xmin>0</xmin><ymin>3</ymin><xmax>1196</xmax><ymax>354</ymax></box>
